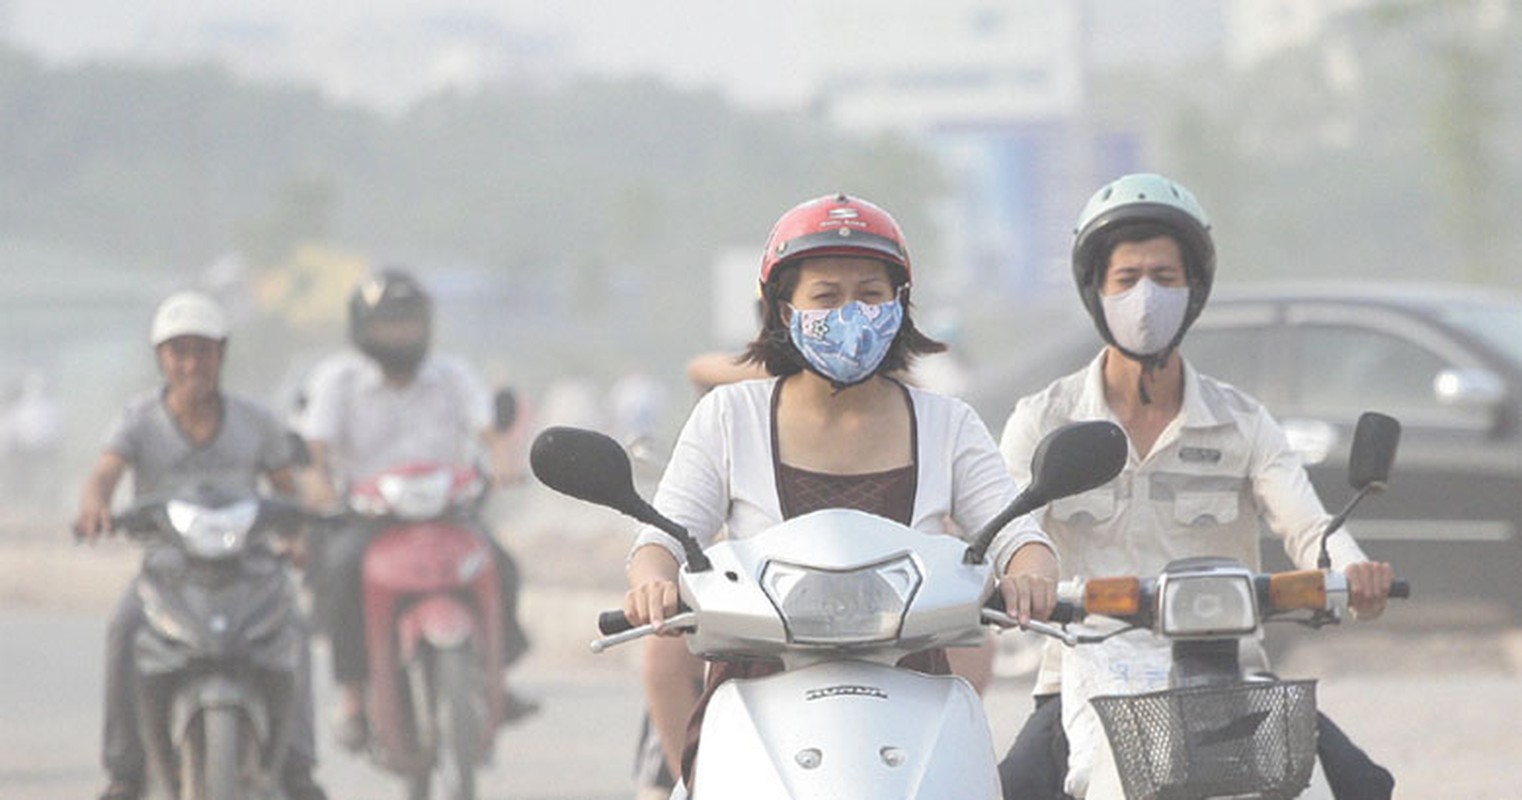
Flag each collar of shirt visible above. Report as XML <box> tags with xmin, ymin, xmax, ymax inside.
<box><xmin>1077</xmin><ymin>350</ymin><xmax>1229</xmax><ymax>430</ymax></box>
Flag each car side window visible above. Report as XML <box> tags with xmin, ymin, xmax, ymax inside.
<box><xmin>1184</xmin><ymin>326</ymin><xmax>1269</xmax><ymax>399</ymax></box>
<box><xmin>1289</xmin><ymin>324</ymin><xmax>1453</xmax><ymax>421</ymax></box>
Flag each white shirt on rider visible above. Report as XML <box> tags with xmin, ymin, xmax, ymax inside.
<box><xmin>1001</xmin><ymin>350</ymin><xmax>1371</xmax><ymax>696</ymax></box>
<box><xmin>631</xmin><ymin>377</ymin><xmax>1053</xmax><ymax>574</ymax></box>
<box><xmin>299</xmin><ymin>350</ymin><xmax>492</xmax><ymax>485</ymax></box>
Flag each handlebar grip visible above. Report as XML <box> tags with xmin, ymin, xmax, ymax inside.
<box><xmin>1050</xmin><ymin>600</ymin><xmax>1081</xmax><ymax>625</ymax></box>
<box><xmin>598</xmin><ymin>610</ymin><xmax>635</xmax><ymax>636</ymax></box>
<box><xmin>1389</xmin><ymin>579</ymin><xmax>1410</xmax><ymax>599</ymax></box>
<box><xmin>985</xmin><ymin>592</ymin><xmax>1081</xmax><ymax>624</ymax></box>
<box><xmin>598</xmin><ymin>600</ymin><xmax>693</xmax><ymax>636</ymax></box>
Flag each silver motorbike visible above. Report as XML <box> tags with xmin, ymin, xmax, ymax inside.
<box><xmin>529</xmin><ymin>420</ymin><xmax>1128</xmax><ymax>799</ymax></box>
<box><xmin>1023</xmin><ymin>412</ymin><xmax>1411</xmax><ymax>799</ymax></box>
<box><xmin>112</xmin><ymin>486</ymin><xmax>311</xmax><ymax>800</ymax></box>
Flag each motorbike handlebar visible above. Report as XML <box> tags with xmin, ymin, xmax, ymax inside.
<box><xmin>981</xmin><ymin>592</ymin><xmax>1083</xmax><ymax>624</ymax></box>
<box><xmin>598</xmin><ymin>610</ymin><xmax>634</xmax><ymax>636</ymax></box>
<box><xmin>1389</xmin><ymin>579</ymin><xmax>1410</xmax><ymax>599</ymax></box>
<box><xmin>598</xmin><ymin>602</ymin><xmax>692</xmax><ymax>636</ymax></box>
<box><xmin>1050</xmin><ymin>600</ymin><xmax>1082</xmax><ymax>624</ymax></box>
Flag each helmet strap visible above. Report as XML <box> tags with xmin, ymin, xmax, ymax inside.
<box><xmin>1110</xmin><ymin>343</ymin><xmax>1178</xmax><ymax>406</ymax></box>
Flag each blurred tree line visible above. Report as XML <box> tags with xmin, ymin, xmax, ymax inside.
<box><xmin>1093</xmin><ymin>0</ymin><xmax>1522</xmax><ymax>289</ymax></box>
<box><xmin>0</xmin><ymin>43</ymin><xmax>945</xmax><ymax>395</ymax></box>
<box><xmin>2</xmin><ymin>0</ymin><xmax>1520</xmax><ymax>402</ymax></box>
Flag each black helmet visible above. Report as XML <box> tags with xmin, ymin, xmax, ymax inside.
<box><xmin>1071</xmin><ymin>173</ymin><xmax>1215</xmax><ymax>356</ymax></box>
<box><xmin>348</xmin><ymin>268</ymin><xmax>432</xmax><ymax>374</ymax></box>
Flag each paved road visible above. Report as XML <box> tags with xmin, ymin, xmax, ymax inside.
<box><xmin>0</xmin><ymin>607</ymin><xmax>651</xmax><ymax>800</ymax></box>
<box><xmin>4</xmin><ymin>601</ymin><xmax>1520</xmax><ymax>799</ymax></box>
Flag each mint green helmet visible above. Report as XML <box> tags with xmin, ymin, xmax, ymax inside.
<box><xmin>1071</xmin><ymin>173</ymin><xmax>1215</xmax><ymax>355</ymax></box>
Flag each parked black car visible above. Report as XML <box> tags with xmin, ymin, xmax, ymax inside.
<box><xmin>969</xmin><ymin>281</ymin><xmax>1522</xmax><ymax>621</ymax></box>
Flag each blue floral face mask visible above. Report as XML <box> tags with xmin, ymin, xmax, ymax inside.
<box><xmin>787</xmin><ymin>297</ymin><xmax>905</xmax><ymax>386</ymax></box>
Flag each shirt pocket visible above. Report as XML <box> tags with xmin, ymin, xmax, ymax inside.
<box><xmin>1048</xmin><ymin>487</ymin><xmax>1118</xmax><ymax>527</ymax></box>
<box><xmin>1171</xmin><ymin>490</ymin><xmax>1242</xmax><ymax>528</ymax></box>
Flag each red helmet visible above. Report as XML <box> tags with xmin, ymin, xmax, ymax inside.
<box><xmin>759</xmin><ymin>193</ymin><xmax>912</xmax><ymax>285</ymax></box>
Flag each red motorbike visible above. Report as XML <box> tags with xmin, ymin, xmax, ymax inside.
<box><xmin>348</xmin><ymin>461</ymin><xmax>505</xmax><ymax>800</ymax></box>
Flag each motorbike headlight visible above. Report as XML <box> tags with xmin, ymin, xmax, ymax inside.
<box><xmin>167</xmin><ymin>499</ymin><xmax>259</xmax><ymax>560</ymax></box>
<box><xmin>1158</xmin><ymin>570</ymin><xmax>1258</xmax><ymax>638</ymax></box>
<box><xmin>377</xmin><ymin>469</ymin><xmax>454</xmax><ymax>520</ymax></box>
<box><xmin>761</xmin><ymin>555</ymin><xmax>921</xmax><ymax>645</ymax></box>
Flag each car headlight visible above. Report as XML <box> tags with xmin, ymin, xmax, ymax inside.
<box><xmin>167</xmin><ymin>499</ymin><xmax>259</xmax><ymax>560</ymax></box>
<box><xmin>761</xmin><ymin>555</ymin><xmax>921</xmax><ymax>645</ymax></box>
<box><xmin>377</xmin><ymin>469</ymin><xmax>454</xmax><ymax>520</ymax></box>
<box><xmin>1158</xmin><ymin>569</ymin><xmax>1258</xmax><ymax>638</ymax></box>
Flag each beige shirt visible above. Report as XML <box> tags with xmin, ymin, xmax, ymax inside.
<box><xmin>1001</xmin><ymin>351</ymin><xmax>1368</xmax><ymax>694</ymax></box>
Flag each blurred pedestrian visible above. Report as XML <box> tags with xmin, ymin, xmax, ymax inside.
<box><xmin>0</xmin><ymin>370</ymin><xmax>63</xmax><ymax>516</ymax></box>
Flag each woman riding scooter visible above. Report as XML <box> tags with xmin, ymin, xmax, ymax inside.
<box><xmin>622</xmin><ymin>193</ymin><xmax>1062</xmax><ymax>791</ymax></box>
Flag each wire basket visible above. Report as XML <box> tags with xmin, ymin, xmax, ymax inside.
<box><xmin>1088</xmin><ymin>679</ymin><xmax>1318</xmax><ymax>800</ymax></box>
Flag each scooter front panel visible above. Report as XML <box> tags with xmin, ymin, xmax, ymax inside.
<box><xmin>364</xmin><ymin>523</ymin><xmax>490</xmax><ymax>593</ymax></box>
<box><xmin>693</xmin><ymin>660</ymin><xmax>1000</xmax><ymax>799</ymax></box>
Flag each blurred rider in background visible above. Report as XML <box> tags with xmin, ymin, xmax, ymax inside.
<box><xmin>299</xmin><ymin>267</ymin><xmax>536</xmax><ymax>750</ymax></box>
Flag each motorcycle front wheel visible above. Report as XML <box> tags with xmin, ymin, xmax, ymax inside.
<box><xmin>434</xmin><ymin>645</ymin><xmax>484</xmax><ymax>800</ymax></box>
<box><xmin>179</xmin><ymin>706</ymin><xmax>250</xmax><ymax>800</ymax></box>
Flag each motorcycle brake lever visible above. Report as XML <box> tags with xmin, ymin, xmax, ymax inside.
<box><xmin>589</xmin><ymin>611</ymin><xmax>697</xmax><ymax>654</ymax></box>
<box><xmin>982</xmin><ymin>610</ymin><xmax>1097</xmax><ymax>647</ymax></box>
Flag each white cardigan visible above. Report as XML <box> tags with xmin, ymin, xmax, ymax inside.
<box><xmin>632</xmin><ymin>378</ymin><xmax>1053</xmax><ymax>573</ymax></box>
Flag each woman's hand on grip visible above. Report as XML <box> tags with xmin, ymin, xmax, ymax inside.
<box><xmin>625</xmin><ymin>544</ymin><xmax>683</xmax><ymax>634</ymax></box>
<box><xmin>1000</xmin><ymin>541</ymin><xmax>1061</xmax><ymax>626</ymax></box>
<box><xmin>623</xmin><ymin>579</ymin><xmax>682</xmax><ymax>633</ymax></box>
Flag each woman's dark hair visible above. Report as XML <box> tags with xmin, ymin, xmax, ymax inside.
<box><xmin>741</xmin><ymin>260</ymin><xmax>946</xmax><ymax>378</ymax></box>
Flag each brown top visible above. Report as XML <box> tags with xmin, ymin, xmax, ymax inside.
<box><xmin>770</xmin><ymin>376</ymin><xmax>918</xmax><ymax>525</ymax></box>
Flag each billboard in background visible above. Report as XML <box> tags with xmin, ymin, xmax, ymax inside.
<box><xmin>930</xmin><ymin>122</ymin><xmax>1141</xmax><ymax>301</ymax></box>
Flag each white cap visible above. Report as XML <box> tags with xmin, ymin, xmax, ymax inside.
<box><xmin>150</xmin><ymin>291</ymin><xmax>229</xmax><ymax>346</ymax></box>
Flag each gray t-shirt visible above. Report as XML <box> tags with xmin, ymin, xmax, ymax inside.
<box><xmin>105</xmin><ymin>390</ymin><xmax>296</xmax><ymax>498</ymax></box>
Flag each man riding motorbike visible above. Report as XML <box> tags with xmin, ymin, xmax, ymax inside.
<box><xmin>299</xmin><ymin>267</ymin><xmax>535</xmax><ymax>750</ymax></box>
<box><xmin>995</xmin><ymin>173</ymin><xmax>1397</xmax><ymax>799</ymax></box>
<box><xmin>74</xmin><ymin>290</ymin><xmax>327</xmax><ymax>800</ymax></box>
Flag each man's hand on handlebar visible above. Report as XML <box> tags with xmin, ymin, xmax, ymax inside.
<box><xmin>1345</xmin><ymin>560</ymin><xmax>1395</xmax><ymax>620</ymax></box>
<box><xmin>72</xmin><ymin>504</ymin><xmax>113</xmax><ymax>543</ymax></box>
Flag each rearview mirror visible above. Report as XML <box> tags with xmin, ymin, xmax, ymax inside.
<box><xmin>1348</xmin><ymin>411</ymin><xmax>1400</xmax><ymax>492</ymax></box>
<box><xmin>529</xmin><ymin>426</ymin><xmax>710</xmax><ymax>571</ymax></box>
<box><xmin>1316</xmin><ymin>411</ymin><xmax>1401</xmax><ymax>568</ymax></box>
<box><xmin>965</xmin><ymin>420</ymin><xmax>1127</xmax><ymax>564</ymax></box>
<box><xmin>1023</xmin><ymin>420</ymin><xmax>1129</xmax><ymax>508</ymax></box>
<box><xmin>530</xmin><ymin>426</ymin><xmax>644</xmax><ymax>510</ymax></box>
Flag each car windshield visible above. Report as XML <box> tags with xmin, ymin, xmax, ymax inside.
<box><xmin>1437</xmin><ymin>304</ymin><xmax>1522</xmax><ymax>366</ymax></box>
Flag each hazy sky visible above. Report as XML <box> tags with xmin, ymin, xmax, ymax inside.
<box><xmin>8</xmin><ymin>0</ymin><xmax>817</xmax><ymax>107</ymax></box>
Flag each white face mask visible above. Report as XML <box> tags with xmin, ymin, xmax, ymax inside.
<box><xmin>1100</xmin><ymin>277</ymin><xmax>1190</xmax><ymax>356</ymax></box>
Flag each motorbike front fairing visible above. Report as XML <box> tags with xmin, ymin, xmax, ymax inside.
<box><xmin>681</xmin><ymin>509</ymin><xmax>1002</xmax><ymax>799</ymax></box>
